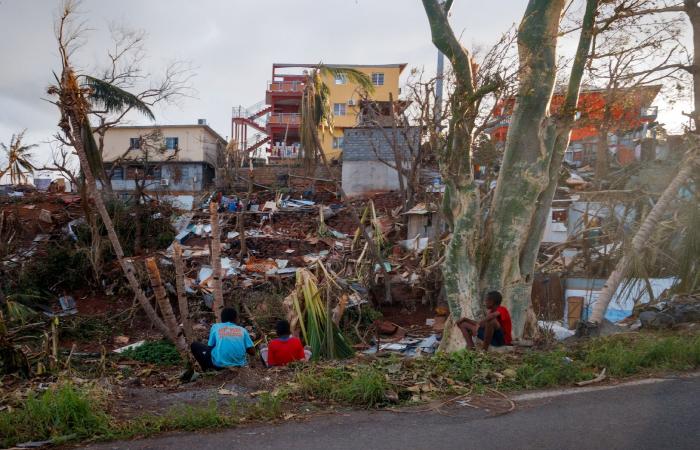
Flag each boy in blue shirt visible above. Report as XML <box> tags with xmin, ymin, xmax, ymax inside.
<box><xmin>191</xmin><ymin>308</ymin><xmax>255</xmax><ymax>370</ymax></box>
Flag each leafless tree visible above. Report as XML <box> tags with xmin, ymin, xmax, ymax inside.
<box><xmin>90</xmin><ymin>23</ymin><xmax>195</xmax><ymax>185</ymax></box>
<box><xmin>583</xmin><ymin>0</ymin><xmax>690</xmax><ymax>181</ymax></box>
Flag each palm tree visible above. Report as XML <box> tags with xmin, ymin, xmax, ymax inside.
<box><xmin>46</xmin><ymin>2</ymin><xmax>187</xmax><ymax>354</ymax></box>
<box><xmin>0</xmin><ymin>130</ymin><xmax>37</xmax><ymax>185</ymax></box>
<box><xmin>299</xmin><ymin>65</ymin><xmax>374</xmax><ymax>170</ymax></box>
<box><xmin>589</xmin><ymin>145</ymin><xmax>700</xmax><ymax>323</ymax></box>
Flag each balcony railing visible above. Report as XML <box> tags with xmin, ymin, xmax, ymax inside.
<box><xmin>270</xmin><ymin>144</ymin><xmax>303</xmax><ymax>159</ymax></box>
<box><xmin>268</xmin><ymin>81</ymin><xmax>304</xmax><ymax>93</ymax></box>
<box><xmin>269</xmin><ymin>113</ymin><xmax>301</xmax><ymax>126</ymax></box>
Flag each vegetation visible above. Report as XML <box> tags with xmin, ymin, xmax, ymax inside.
<box><xmin>290</xmin><ymin>269</ymin><xmax>354</xmax><ymax>360</ymax></box>
<box><xmin>0</xmin><ymin>383</ymin><xmax>110</xmax><ymax>448</ymax></box>
<box><xmin>120</xmin><ymin>340</ymin><xmax>182</xmax><ymax>366</ymax></box>
<box><xmin>6</xmin><ymin>201</ymin><xmax>174</xmax><ymax>299</ymax></box>
<box><xmin>0</xmin><ymin>130</ymin><xmax>37</xmax><ymax>185</ymax></box>
<box><xmin>296</xmin><ymin>365</ymin><xmax>390</xmax><ymax>408</ymax></box>
<box><xmin>299</xmin><ymin>64</ymin><xmax>373</xmax><ymax>169</ymax></box>
<box><xmin>1</xmin><ymin>332</ymin><xmax>698</xmax><ymax>447</ymax></box>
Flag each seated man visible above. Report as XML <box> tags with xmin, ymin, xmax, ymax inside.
<box><xmin>191</xmin><ymin>308</ymin><xmax>255</xmax><ymax>370</ymax></box>
<box><xmin>456</xmin><ymin>291</ymin><xmax>512</xmax><ymax>350</ymax></box>
<box><xmin>266</xmin><ymin>320</ymin><xmax>306</xmax><ymax>367</ymax></box>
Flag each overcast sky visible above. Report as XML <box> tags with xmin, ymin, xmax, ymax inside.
<box><xmin>0</xmin><ymin>0</ymin><xmax>688</xmax><ymax>168</ymax></box>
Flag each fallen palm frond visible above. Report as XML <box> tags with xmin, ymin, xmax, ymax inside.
<box><xmin>289</xmin><ymin>268</ymin><xmax>354</xmax><ymax>360</ymax></box>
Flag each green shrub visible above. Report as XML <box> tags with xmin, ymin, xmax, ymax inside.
<box><xmin>0</xmin><ymin>383</ymin><xmax>110</xmax><ymax>448</ymax></box>
<box><xmin>120</xmin><ymin>340</ymin><xmax>182</xmax><ymax>366</ymax></box>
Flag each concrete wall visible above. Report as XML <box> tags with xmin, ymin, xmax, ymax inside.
<box><xmin>341</xmin><ymin>127</ymin><xmax>417</xmax><ymax>197</ymax></box>
<box><xmin>342</xmin><ymin>160</ymin><xmax>401</xmax><ymax>197</ymax></box>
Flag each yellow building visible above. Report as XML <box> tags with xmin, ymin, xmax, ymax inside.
<box><xmin>234</xmin><ymin>63</ymin><xmax>406</xmax><ymax>162</ymax></box>
<box><xmin>319</xmin><ymin>64</ymin><xmax>406</xmax><ymax>159</ymax></box>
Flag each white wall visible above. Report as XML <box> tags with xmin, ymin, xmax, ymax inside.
<box><xmin>341</xmin><ymin>160</ymin><xmax>402</xmax><ymax>197</ymax></box>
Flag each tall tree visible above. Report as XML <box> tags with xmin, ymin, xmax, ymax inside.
<box><xmin>90</xmin><ymin>24</ymin><xmax>193</xmax><ymax>186</ymax></box>
<box><xmin>584</xmin><ymin>0</ymin><xmax>688</xmax><ymax>182</ymax></box>
<box><xmin>48</xmin><ymin>1</ymin><xmax>186</xmax><ymax>353</ymax></box>
<box><xmin>422</xmin><ymin>0</ymin><xmax>600</xmax><ymax>346</ymax></box>
<box><xmin>0</xmin><ymin>130</ymin><xmax>37</xmax><ymax>185</ymax></box>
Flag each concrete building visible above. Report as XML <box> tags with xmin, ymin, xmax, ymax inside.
<box><xmin>101</xmin><ymin>123</ymin><xmax>226</xmax><ymax>193</ymax></box>
<box><xmin>232</xmin><ymin>63</ymin><xmax>406</xmax><ymax>162</ymax></box>
<box><xmin>341</xmin><ymin>127</ymin><xmax>418</xmax><ymax>197</ymax></box>
<box><xmin>490</xmin><ymin>85</ymin><xmax>661</xmax><ymax>168</ymax></box>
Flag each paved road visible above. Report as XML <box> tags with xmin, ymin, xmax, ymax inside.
<box><xmin>87</xmin><ymin>374</ymin><xmax>700</xmax><ymax>450</ymax></box>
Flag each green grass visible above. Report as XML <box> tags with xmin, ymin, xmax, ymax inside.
<box><xmin>582</xmin><ymin>334</ymin><xmax>700</xmax><ymax>376</ymax></box>
<box><xmin>0</xmin><ymin>383</ymin><xmax>110</xmax><ymax>448</ymax></box>
<box><xmin>514</xmin><ymin>350</ymin><xmax>592</xmax><ymax>388</ymax></box>
<box><xmin>295</xmin><ymin>332</ymin><xmax>700</xmax><ymax>406</ymax></box>
<box><xmin>3</xmin><ymin>332</ymin><xmax>699</xmax><ymax>447</ymax></box>
<box><xmin>247</xmin><ymin>391</ymin><xmax>288</xmax><ymax>420</ymax></box>
<box><xmin>120</xmin><ymin>340</ymin><xmax>182</xmax><ymax>365</ymax></box>
<box><xmin>296</xmin><ymin>365</ymin><xmax>389</xmax><ymax>407</ymax></box>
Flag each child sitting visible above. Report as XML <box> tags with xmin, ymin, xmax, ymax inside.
<box><xmin>264</xmin><ymin>320</ymin><xmax>307</xmax><ymax>367</ymax></box>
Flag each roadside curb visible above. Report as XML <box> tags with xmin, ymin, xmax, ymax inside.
<box><xmin>510</xmin><ymin>371</ymin><xmax>700</xmax><ymax>402</ymax></box>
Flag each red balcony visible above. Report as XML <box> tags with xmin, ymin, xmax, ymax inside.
<box><xmin>268</xmin><ymin>81</ymin><xmax>304</xmax><ymax>93</ymax></box>
<box><xmin>268</xmin><ymin>113</ymin><xmax>300</xmax><ymax>126</ymax></box>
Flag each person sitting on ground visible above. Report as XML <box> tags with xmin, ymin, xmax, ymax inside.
<box><xmin>266</xmin><ymin>320</ymin><xmax>306</xmax><ymax>367</ymax></box>
<box><xmin>456</xmin><ymin>291</ymin><xmax>512</xmax><ymax>350</ymax></box>
<box><xmin>190</xmin><ymin>307</ymin><xmax>255</xmax><ymax>370</ymax></box>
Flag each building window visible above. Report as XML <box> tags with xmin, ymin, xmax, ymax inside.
<box><xmin>552</xmin><ymin>209</ymin><xmax>568</xmax><ymax>223</ymax></box>
<box><xmin>333</xmin><ymin>103</ymin><xmax>346</xmax><ymax>116</ymax></box>
<box><xmin>334</xmin><ymin>73</ymin><xmax>347</xmax><ymax>85</ymax></box>
<box><xmin>112</xmin><ymin>166</ymin><xmax>124</xmax><ymax>180</ymax></box>
<box><xmin>165</xmin><ymin>137</ymin><xmax>179</xmax><ymax>150</ymax></box>
<box><xmin>147</xmin><ymin>165</ymin><xmax>161</xmax><ymax>178</ymax></box>
<box><xmin>332</xmin><ymin>136</ymin><xmax>344</xmax><ymax>149</ymax></box>
<box><xmin>129</xmin><ymin>137</ymin><xmax>141</xmax><ymax>149</ymax></box>
<box><xmin>371</xmin><ymin>72</ymin><xmax>385</xmax><ymax>86</ymax></box>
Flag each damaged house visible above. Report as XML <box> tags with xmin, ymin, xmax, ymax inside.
<box><xmin>101</xmin><ymin>122</ymin><xmax>227</xmax><ymax>195</ymax></box>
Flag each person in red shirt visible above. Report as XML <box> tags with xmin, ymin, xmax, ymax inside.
<box><xmin>456</xmin><ymin>291</ymin><xmax>513</xmax><ymax>350</ymax></box>
<box><xmin>266</xmin><ymin>320</ymin><xmax>306</xmax><ymax>367</ymax></box>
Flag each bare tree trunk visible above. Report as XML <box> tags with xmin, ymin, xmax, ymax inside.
<box><xmin>145</xmin><ymin>257</ymin><xmax>187</xmax><ymax>352</ymax></box>
<box><xmin>173</xmin><ymin>242</ymin><xmax>193</xmax><ymax>342</ymax></box>
<box><xmin>209</xmin><ymin>202</ymin><xmax>224</xmax><ymax>320</ymax></box>
<box><xmin>519</xmin><ymin>0</ymin><xmax>599</xmax><ymax>298</ymax></box>
<box><xmin>67</xmin><ymin>116</ymin><xmax>171</xmax><ymax>339</ymax></box>
<box><xmin>479</xmin><ymin>0</ymin><xmax>567</xmax><ymax>334</ymax></box>
<box><xmin>590</xmin><ymin>147</ymin><xmax>699</xmax><ymax>323</ymax></box>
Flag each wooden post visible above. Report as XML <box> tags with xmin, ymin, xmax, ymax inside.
<box><xmin>145</xmin><ymin>257</ymin><xmax>187</xmax><ymax>352</ymax></box>
<box><xmin>173</xmin><ymin>242</ymin><xmax>193</xmax><ymax>342</ymax></box>
<box><xmin>209</xmin><ymin>202</ymin><xmax>225</xmax><ymax>320</ymax></box>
